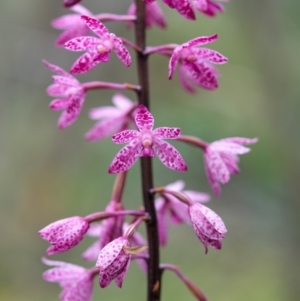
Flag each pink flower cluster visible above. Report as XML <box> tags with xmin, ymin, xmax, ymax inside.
<box><xmin>40</xmin><ymin>1</ymin><xmax>257</xmax><ymax>301</ymax></box>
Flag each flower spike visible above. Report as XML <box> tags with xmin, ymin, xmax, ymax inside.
<box><xmin>64</xmin><ymin>15</ymin><xmax>132</xmax><ymax>74</ymax></box>
<box><xmin>108</xmin><ymin>105</ymin><xmax>187</xmax><ymax>174</ymax></box>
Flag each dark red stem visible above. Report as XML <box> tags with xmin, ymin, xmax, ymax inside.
<box><xmin>134</xmin><ymin>1</ymin><xmax>161</xmax><ymax>300</ymax></box>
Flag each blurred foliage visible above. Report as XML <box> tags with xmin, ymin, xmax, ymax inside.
<box><xmin>0</xmin><ymin>0</ymin><xmax>299</xmax><ymax>301</ymax></box>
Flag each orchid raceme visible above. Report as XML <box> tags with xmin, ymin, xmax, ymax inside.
<box><xmin>40</xmin><ymin>0</ymin><xmax>257</xmax><ymax>300</ymax></box>
<box><xmin>43</xmin><ymin>60</ymin><xmax>86</xmax><ymax>129</ymax></box>
<box><xmin>64</xmin><ymin>15</ymin><xmax>132</xmax><ymax>74</ymax></box>
<box><xmin>155</xmin><ymin>180</ymin><xmax>210</xmax><ymax>245</ymax></box>
<box><xmin>85</xmin><ymin>94</ymin><xmax>136</xmax><ymax>142</ymax></box>
<box><xmin>52</xmin><ymin>4</ymin><xmax>92</xmax><ymax>46</ymax></box>
<box><xmin>204</xmin><ymin>137</ymin><xmax>258</xmax><ymax>196</ymax></box>
<box><xmin>127</xmin><ymin>2</ymin><xmax>166</xmax><ymax>29</ymax></box>
<box><xmin>108</xmin><ymin>105</ymin><xmax>187</xmax><ymax>174</ymax></box>
<box><xmin>169</xmin><ymin>34</ymin><xmax>228</xmax><ymax>90</ymax></box>
<box><xmin>188</xmin><ymin>202</ymin><xmax>227</xmax><ymax>253</ymax></box>
<box><xmin>42</xmin><ymin>258</ymin><xmax>97</xmax><ymax>301</ymax></box>
<box><xmin>39</xmin><ymin>216</ymin><xmax>89</xmax><ymax>255</ymax></box>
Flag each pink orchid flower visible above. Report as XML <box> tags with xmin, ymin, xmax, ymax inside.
<box><xmin>155</xmin><ymin>180</ymin><xmax>210</xmax><ymax>245</ymax></box>
<box><xmin>96</xmin><ymin>236</ymin><xmax>131</xmax><ymax>288</ymax></box>
<box><xmin>52</xmin><ymin>4</ymin><xmax>92</xmax><ymax>46</ymax></box>
<box><xmin>204</xmin><ymin>137</ymin><xmax>258</xmax><ymax>196</ymax></box>
<box><xmin>43</xmin><ymin>60</ymin><xmax>85</xmax><ymax>129</ymax></box>
<box><xmin>127</xmin><ymin>2</ymin><xmax>166</xmax><ymax>29</ymax></box>
<box><xmin>169</xmin><ymin>34</ymin><xmax>227</xmax><ymax>91</ymax></box>
<box><xmin>189</xmin><ymin>202</ymin><xmax>227</xmax><ymax>253</ymax></box>
<box><xmin>64</xmin><ymin>15</ymin><xmax>132</xmax><ymax>74</ymax></box>
<box><xmin>42</xmin><ymin>258</ymin><xmax>96</xmax><ymax>301</ymax></box>
<box><xmin>108</xmin><ymin>105</ymin><xmax>187</xmax><ymax>174</ymax></box>
<box><xmin>194</xmin><ymin>0</ymin><xmax>229</xmax><ymax>17</ymax></box>
<box><xmin>85</xmin><ymin>94</ymin><xmax>136</xmax><ymax>142</ymax></box>
<box><xmin>39</xmin><ymin>216</ymin><xmax>89</xmax><ymax>255</ymax></box>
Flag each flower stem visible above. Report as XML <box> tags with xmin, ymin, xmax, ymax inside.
<box><xmin>134</xmin><ymin>1</ymin><xmax>161</xmax><ymax>300</ymax></box>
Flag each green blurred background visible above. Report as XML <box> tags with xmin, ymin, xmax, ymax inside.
<box><xmin>1</xmin><ymin>0</ymin><xmax>299</xmax><ymax>300</ymax></box>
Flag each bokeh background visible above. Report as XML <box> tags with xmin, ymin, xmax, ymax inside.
<box><xmin>1</xmin><ymin>0</ymin><xmax>299</xmax><ymax>300</ymax></box>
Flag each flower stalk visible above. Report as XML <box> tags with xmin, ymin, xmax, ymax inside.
<box><xmin>134</xmin><ymin>1</ymin><xmax>161</xmax><ymax>300</ymax></box>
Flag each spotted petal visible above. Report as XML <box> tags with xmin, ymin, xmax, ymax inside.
<box><xmin>81</xmin><ymin>15</ymin><xmax>109</xmax><ymax>37</ymax></box>
<box><xmin>135</xmin><ymin>105</ymin><xmax>154</xmax><ymax>131</ymax></box>
<box><xmin>70</xmin><ymin>50</ymin><xmax>109</xmax><ymax>75</ymax></box>
<box><xmin>111</xmin><ymin>34</ymin><xmax>132</xmax><ymax>67</ymax></box>
<box><xmin>153</xmin><ymin>139</ymin><xmax>187</xmax><ymax>172</ymax></box>
<box><xmin>153</xmin><ymin>127</ymin><xmax>181</xmax><ymax>139</ymax></box>
<box><xmin>108</xmin><ymin>140</ymin><xmax>142</xmax><ymax>174</ymax></box>
<box><xmin>112</xmin><ymin>130</ymin><xmax>140</xmax><ymax>144</ymax></box>
<box><xmin>187</xmin><ymin>34</ymin><xmax>218</xmax><ymax>48</ymax></box>
<box><xmin>64</xmin><ymin>36</ymin><xmax>101</xmax><ymax>51</ymax></box>
<box><xmin>195</xmin><ymin>48</ymin><xmax>228</xmax><ymax>64</ymax></box>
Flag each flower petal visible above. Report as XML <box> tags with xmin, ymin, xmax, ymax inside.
<box><xmin>204</xmin><ymin>148</ymin><xmax>230</xmax><ymax>184</ymax></box>
<box><xmin>187</xmin><ymin>34</ymin><xmax>218</xmax><ymax>48</ymax></box>
<box><xmin>96</xmin><ymin>237</ymin><xmax>126</xmax><ymax>270</ymax></box>
<box><xmin>111</xmin><ymin>34</ymin><xmax>132</xmax><ymax>67</ymax></box>
<box><xmin>108</xmin><ymin>140</ymin><xmax>142</xmax><ymax>174</ymax></box>
<box><xmin>85</xmin><ymin>116</ymin><xmax>127</xmax><ymax>142</ymax></box>
<box><xmin>49</xmin><ymin>98</ymin><xmax>69</xmax><ymax>111</ymax></box>
<box><xmin>55</xmin><ymin>26</ymin><xmax>88</xmax><ymax>46</ymax></box>
<box><xmin>57</xmin><ymin>91</ymin><xmax>85</xmax><ymax>129</ymax></box>
<box><xmin>81</xmin><ymin>15</ymin><xmax>109</xmax><ymax>37</ymax></box>
<box><xmin>163</xmin><ymin>0</ymin><xmax>195</xmax><ymax>20</ymax></box>
<box><xmin>112</xmin><ymin>94</ymin><xmax>134</xmax><ymax>111</ymax></box>
<box><xmin>43</xmin><ymin>60</ymin><xmax>72</xmax><ymax>78</ymax></box>
<box><xmin>168</xmin><ymin>48</ymin><xmax>181</xmax><ymax>79</ymax></box>
<box><xmin>64</xmin><ymin>36</ymin><xmax>101</xmax><ymax>51</ymax></box>
<box><xmin>218</xmin><ymin>137</ymin><xmax>258</xmax><ymax>145</ymax></box>
<box><xmin>112</xmin><ymin>130</ymin><xmax>140</xmax><ymax>144</ymax></box>
<box><xmin>210</xmin><ymin>142</ymin><xmax>251</xmax><ymax>155</ymax></box>
<box><xmin>153</xmin><ymin>139</ymin><xmax>187</xmax><ymax>172</ymax></box>
<box><xmin>46</xmin><ymin>84</ymin><xmax>69</xmax><ymax>97</ymax></box>
<box><xmin>184</xmin><ymin>190</ymin><xmax>210</xmax><ymax>203</ymax></box>
<box><xmin>135</xmin><ymin>105</ymin><xmax>154</xmax><ymax>131</ymax></box>
<box><xmin>51</xmin><ymin>14</ymin><xmax>79</xmax><ymax>29</ymax></box>
<box><xmin>70</xmin><ymin>51</ymin><xmax>109</xmax><ymax>75</ymax></box>
<box><xmin>204</xmin><ymin>157</ymin><xmax>221</xmax><ymax>196</ymax></box>
<box><xmin>153</xmin><ymin>127</ymin><xmax>181</xmax><ymax>139</ymax></box>
<box><xmin>88</xmin><ymin>106</ymin><xmax>120</xmax><ymax>120</ymax></box>
<box><xmin>114</xmin><ymin>254</ymin><xmax>131</xmax><ymax>288</ymax></box>
<box><xmin>71</xmin><ymin>4</ymin><xmax>92</xmax><ymax>15</ymax></box>
<box><xmin>195</xmin><ymin>48</ymin><xmax>228</xmax><ymax>64</ymax></box>
<box><xmin>178</xmin><ymin>65</ymin><xmax>197</xmax><ymax>93</ymax></box>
